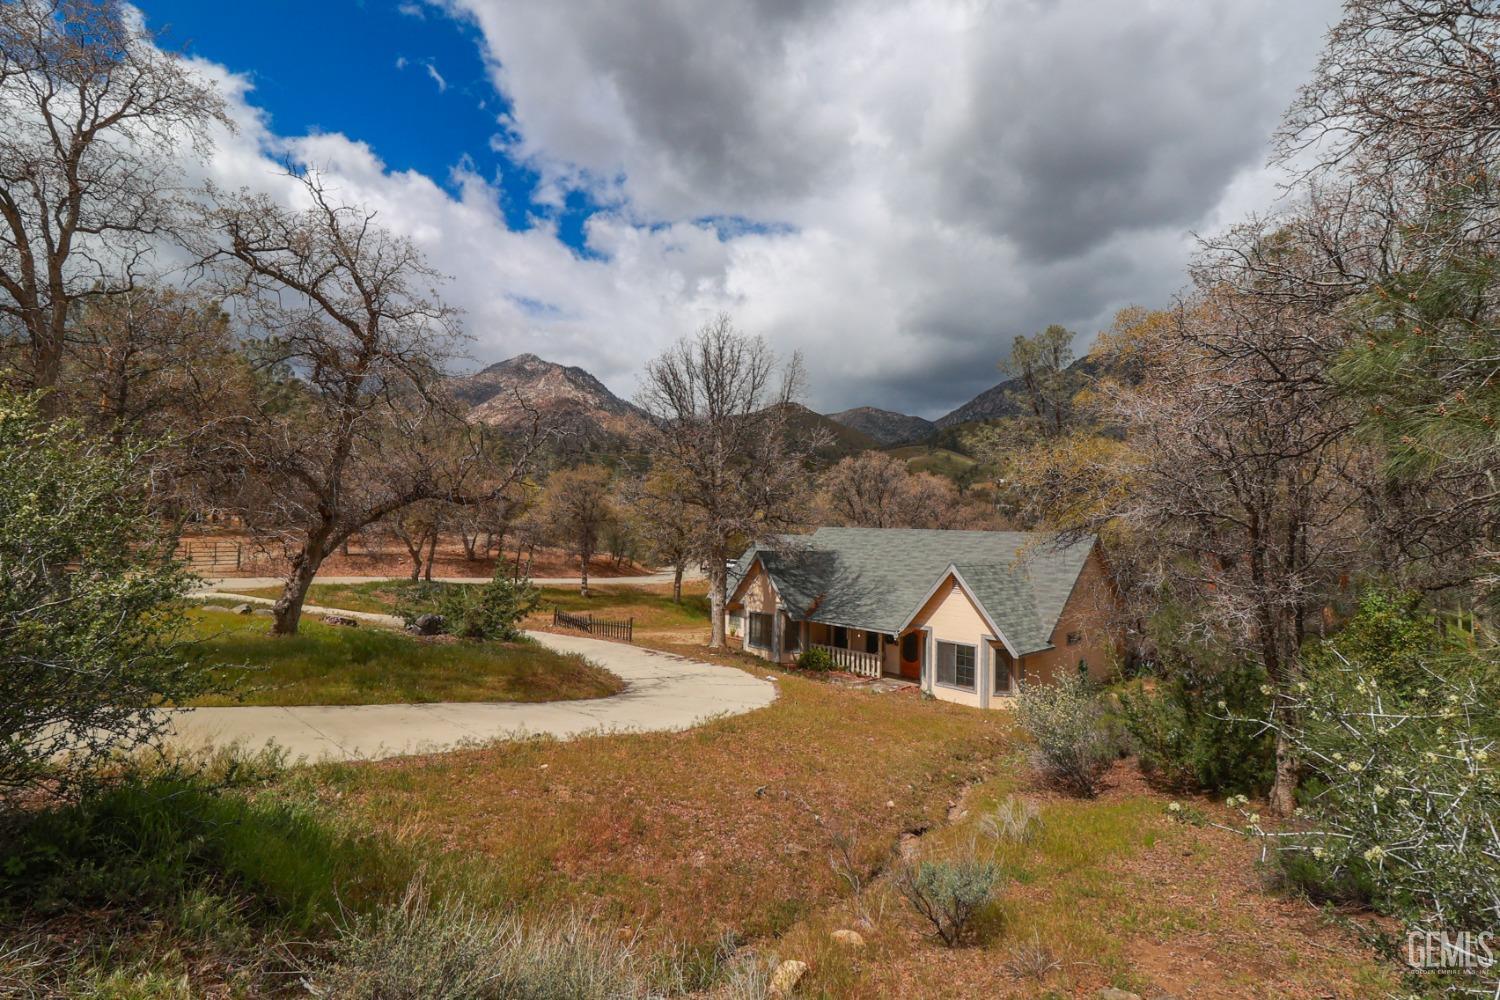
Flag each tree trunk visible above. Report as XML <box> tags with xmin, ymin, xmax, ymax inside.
<box><xmin>1271</xmin><ymin>730</ymin><xmax>1299</xmax><ymax>815</ymax></box>
<box><xmin>271</xmin><ymin>541</ymin><xmax>326</xmax><ymax>635</ymax></box>
<box><xmin>673</xmin><ymin>562</ymin><xmax>684</xmax><ymax>603</ymax></box>
<box><xmin>461</xmin><ymin>528</ymin><xmax>478</xmax><ymax>561</ymax></box>
<box><xmin>422</xmin><ymin>528</ymin><xmax>438</xmax><ymax>581</ymax></box>
<box><xmin>579</xmin><ymin>548</ymin><xmax>590</xmax><ymax>597</ymax></box>
<box><xmin>707</xmin><ymin>556</ymin><xmax>727</xmax><ymax>648</ymax></box>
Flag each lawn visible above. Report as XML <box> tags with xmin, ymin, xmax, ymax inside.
<box><xmin>531</xmin><ymin>581</ymin><xmax>710</xmax><ymax>632</ymax></box>
<box><xmin>181</xmin><ymin>607</ymin><xmax>624</xmax><ymax>706</ymax></box>
<box><xmin>231</xmin><ymin>580</ymin><xmax>712</xmax><ymax>633</ymax></box>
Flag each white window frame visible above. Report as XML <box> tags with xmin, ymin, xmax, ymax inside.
<box><xmin>935</xmin><ymin>640</ymin><xmax>977</xmax><ymax>691</ymax></box>
<box><xmin>747</xmin><ymin>612</ymin><xmax>774</xmax><ymax>649</ymax></box>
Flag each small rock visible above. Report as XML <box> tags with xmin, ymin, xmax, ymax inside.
<box><xmin>407</xmin><ymin>612</ymin><xmax>445</xmax><ymax>635</ymax></box>
<box><xmin>323</xmin><ymin>614</ymin><xmax>359</xmax><ymax>627</ymax></box>
<box><xmin>254</xmin><ymin>606</ymin><xmax>275</xmax><ymax>616</ymax></box>
<box><xmin>1096</xmin><ymin>989</ymin><xmax>1142</xmax><ymax>1000</ymax></box>
<box><xmin>830</xmin><ymin>929</ymin><xmax>865</xmax><ymax>948</ymax></box>
<box><xmin>768</xmin><ymin>959</ymin><xmax>808</xmax><ymax>997</ymax></box>
<box><xmin>230</xmin><ymin>603</ymin><xmax>253</xmax><ymax>615</ymax></box>
<box><xmin>885</xmin><ymin>800</ymin><xmax>896</xmax><ymax>808</ymax></box>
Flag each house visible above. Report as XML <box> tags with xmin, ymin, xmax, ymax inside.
<box><xmin>724</xmin><ymin>527</ymin><xmax>1115</xmax><ymax>708</ymax></box>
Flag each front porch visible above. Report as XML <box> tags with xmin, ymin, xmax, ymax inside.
<box><xmin>801</xmin><ymin>621</ymin><xmax>923</xmax><ymax>682</ymax></box>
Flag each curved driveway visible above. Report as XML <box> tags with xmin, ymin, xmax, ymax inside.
<box><xmin>167</xmin><ymin>628</ymin><xmax>776</xmax><ymax>762</ymax></box>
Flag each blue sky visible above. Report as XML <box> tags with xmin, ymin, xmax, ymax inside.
<box><xmin>139</xmin><ymin>0</ymin><xmax>598</xmax><ymax>251</ymax></box>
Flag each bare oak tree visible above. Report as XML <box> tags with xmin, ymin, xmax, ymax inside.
<box><xmin>1060</xmin><ymin>275</ymin><xmax>1367</xmax><ymax>813</ymax></box>
<box><xmin>540</xmin><ymin>465</ymin><xmax>614</xmax><ymax>597</ymax></box>
<box><xmin>199</xmin><ymin>170</ymin><xmax>533</xmax><ymax>633</ymax></box>
<box><xmin>637</xmin><ymin>315</ymin><xmax>824</xmax><ymax>648</ymax></box>
<box><xmin>0</xmin><ymin>0</ymin><xmax>229</xmax><ymax>405</ymax></box>
<box><xmin>818</xmin><ymin>450</ymin><xmax>980</xmax><ymax>529</ymax></box>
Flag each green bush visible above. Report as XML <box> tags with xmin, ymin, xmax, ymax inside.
<box><xmin>0</xmin><ymin>390</ymin><xmax>205</xmax><ymax>793</ymax></box>
<box><xmin>894</xmin><ymin>856</ymin><xmax>1002</xmax><ymax>947</ymax></box>
<box><xmin>395</xmin><ymin>572</ymin><xmax>540</xmax><ymax>641</ymax></box>
<box><xmin>796</xmin><ymin>646</ymin><xmax>834</xmax><ymax>672</ymax></box>
<box><xmin>1117</xmin><ymin>659</ymin><xmax>1274</xmax><ymax>796</ymax></box>
<box><xmin>1014</xmin><ymin>673</ymin><xmax>1117</xmax><ymax>797</ymax></box>
<box><xmin>0</xmin><ymin>759</ymin><xmax>412</xmax><ymax>936</ymax></box>
<box><xmin>301</xmin><ymin>880</ymin><xmax>644</xmax><ymax>1000</ymax></box>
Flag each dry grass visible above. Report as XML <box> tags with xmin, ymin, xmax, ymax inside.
<box><xmin>312</xmin><ymin>663</ymin><xmax>1009</xmax><ymax>947</ymax></box>
<box><xmin>766</xmin><ymin>760</ymin><xmax>1398</xmax><ymax>999</ymax></box>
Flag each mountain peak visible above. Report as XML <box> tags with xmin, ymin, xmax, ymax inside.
<box><xmin>827</xmin><ymin>406</ymin><xmax>936</xmax><ymax>446</ymax></box>
<box><xmin>447</xmin><ymin>353</ymin><xmax>647</xmax><ymax>440</ymax></box>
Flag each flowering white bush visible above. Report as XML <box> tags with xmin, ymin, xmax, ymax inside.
<box><xmin>1234</xmin><ymin>639</ymin><xmax>1500</xmax><ymax>995</ymax></box>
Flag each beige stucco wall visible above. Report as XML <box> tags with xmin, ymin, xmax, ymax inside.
<box><xmin>908</xmin><ymin>573</ymin><xmax>991</xmax><ymax>708</ymax></box>
<box><xmin>1016</xmin><ymin>548</ymin><xmax>1116</xmax><ymax>687</ymax></box>
<box><xmin>729</xmin><ymin>561</ymin><xmax>781</xmax><ymax>661</ymax></box>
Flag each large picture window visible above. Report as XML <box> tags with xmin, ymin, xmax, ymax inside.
<box><xmin>936</xmin><ymin>641</ymin><xmax>976</xmax><ymax>690</ymax></box>
<box><xmin>748</xmin><ymin>612</ymin><xmax>773</xmax><ymax>649</ymax></box>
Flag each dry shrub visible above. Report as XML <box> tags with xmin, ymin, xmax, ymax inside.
<box><xmin>302</xmin><ymin>880</ymin><xmax>644</xmax><ymax>1000</ymax></box>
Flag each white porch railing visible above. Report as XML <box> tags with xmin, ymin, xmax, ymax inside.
<box><xmin>810</xmin><ymin>642</ymin><xmax>881</xmax><ymax>679</ymax></box>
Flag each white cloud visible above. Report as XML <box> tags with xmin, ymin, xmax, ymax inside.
<box><xmin>192</xmin><ymin>0</ymin><xmax>1343</xmax><ymax>418</ymax></box>
<box><xmin>423</xmin><ymin>61</ymin><xmax>448</xmax><ymax>93</ymax></box>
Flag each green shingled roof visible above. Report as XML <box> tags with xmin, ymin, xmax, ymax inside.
<box><xmin>732</xmin><ymin>527</ymin><xmax>1096</xmax><ymax>656</ymax></box>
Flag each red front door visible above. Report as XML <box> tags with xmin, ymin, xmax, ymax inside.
<box><xmin>899</xmin><ymin>631</ymin><xmax>921</xmax><ymax>680</ymax></box>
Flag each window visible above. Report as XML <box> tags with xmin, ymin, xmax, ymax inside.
<box><xmin>748</xmin><ymin>612</ymin><xmax>773</xmax><ymax>649</ymax></box>
<box><xmin>833</xmin><ymin>626</ymin><xmax>848</xmax><ymax>648</ymax></box>
<box><xmin>864</xmin><ymin>631</ymin><xmax>880</xmax><ymax>654</ymax></box>
<box><xmin>782</xmin><ymin>616</ymin><xmax>801</xmax><ymax>652</ymax></box>
<box><xmin>994</xmin><ymin>653</ymin><xmax>1013</xmax><ymax>694</ymax></box>
<box><xmin>936</xmin><ymin>641</ymin><xmax>976</xmax><ymax>690</ymax></box>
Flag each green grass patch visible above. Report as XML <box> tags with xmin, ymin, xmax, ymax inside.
<box><xmin>230</xmin><ymin>580</ymin><xmax>711</xmax><ymax>632</ymax></box>
<box><xmin>181</xmin><ymin>607</ymin><xmax>623</xmax><ymax>706</ymax></box>
<box><xmin>534</xmin><ymin>584</ymin><xmax>710</xmax><ymax>630</ymax></box>
<box><xmin>232</xmin><ymin>580</ymin><xmax>410</xmax><ymax>615</ymax></box>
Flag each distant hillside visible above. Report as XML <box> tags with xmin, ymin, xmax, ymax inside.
<box><xmin>933</xmin><ymin>350</ymin><xmax>1123</xmax><ymax>430</ymax></box>
<box><xmin>827</xmin><ymin>406</ymin><xmax>936</xmax><ymax>446</ymax></box>
<box><xmin>778</xmin><ymin>402</ymin><xmax>880</xmax><ymax>463</ymax></box>
<box><xmin>932</xmin><ymin>373</ymin><xmax>1030</xmax><ymax>429</ymax></box>
<box><xmin>449</xmin><ymin>354</ymin><xmax>650</xmax><ymax>444</ymax></box>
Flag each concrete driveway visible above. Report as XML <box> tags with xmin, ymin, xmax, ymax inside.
<box><xmin>166</xmin><ymin>628</ymin><xmax>776</xmax><ymax>762</ymax></box>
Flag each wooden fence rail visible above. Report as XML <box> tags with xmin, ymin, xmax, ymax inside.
<box><xmin>809</xmin><ymin>642</ymin><xmax>881</xmax><ymax>679</ymax></box>
<box><xmin>553</xmin><ymin>607</ymin><xmax>634</xmax><ymax>643</ymax></box>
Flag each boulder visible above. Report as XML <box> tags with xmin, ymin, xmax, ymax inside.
<box><xmin>407</xmin><ymin>613</ymin><xmax>446</xmax><ymax>636</ymax></box>
<box><xmin>830</xmin><ymin>929</ymin><xmax>865</xmax><ymax>948</ymax></box>
<box><xmin>768</xmin><ymin>959</ymin><xmax>808</xmax><ymax>997</ymax></box>
<box><xmin>230</xmin><ymin>603</ymin><xmax>253</xmax><ymax>615</ymax></box>
<box><xmin>1096</xmin><ymin>989</ymin><xmax>1142</xmax><ymax>1000</ymax></box>
<box><xmin>323</xmin><ymin>614</ymin><xmax>359</xmax><ymax>627</ymax></box>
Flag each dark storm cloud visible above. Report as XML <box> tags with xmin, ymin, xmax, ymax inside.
<box><xmin>440</xmin><ymin>0</ymin><xmax>1342</xmax><ymax>415</ymax></box>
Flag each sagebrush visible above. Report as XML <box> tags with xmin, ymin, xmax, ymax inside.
<box><xmin>1014</xmin><ymin>673</ymin><xmax>1116</xmax><ymax>797</ymax></box>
